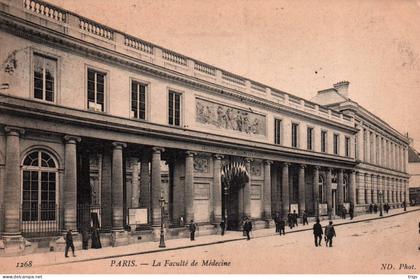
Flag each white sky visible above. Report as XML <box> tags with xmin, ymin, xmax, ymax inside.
<box><xmin>48</xmin><ymin>0</ymin><xmax>420</xmax><ymax>150</ymax></box>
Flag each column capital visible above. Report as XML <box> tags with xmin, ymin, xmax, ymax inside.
<box><xmin>4</xmin><ymin>126</ymin><xmax>25</xmax><ymax>136</ymax></box>
<box><xmin>213</xmin><ymin>154</ymin><xmax>224</xmax><ymax>160</ymax></box>
<box><xmin>299</xmin><ymin>164</ymin><xmax>306</xmax><ymax>169</ymax></box>
<box><xmin>313</xmin><ymin>165</ymin><xmax>321</xmax><ymax>170</ymax></box>
<box><xmin>112</xmin><ymin>142</ymin><xmax>127</xmax><ymax>149</ymax></box>
<box><xmin>281</xmin><ymin>162</ymin><xmax>290</xmax><ymax>167</ymax></box>
<box><xmin>152</xmin><ymin>147</ymin><xmax>164</xmax><ymax>154</ymax></box>
<box><xmin>185</xmin><ymin>151</ymin><xmax>197</xmax><ymax>157</ymax></box>
<box><xmin>63</xmin><ymin>135</ymin><xmax>81</xmax><ymax>144</ymax></box>
<box><xmin>326</xmin><ymin>167</ymin><xmax>333</xmax><ymax>172</ymax></box>
<box><xmin>264</xmin><ymin>160</ymin><xmax>273</xmax><ymax>165</ymax></box>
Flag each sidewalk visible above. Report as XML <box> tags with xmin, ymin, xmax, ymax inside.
<box><xmin>6</xmin><ymin>206</ymin><xmax>420</xmax><ymax>267</ymax></box>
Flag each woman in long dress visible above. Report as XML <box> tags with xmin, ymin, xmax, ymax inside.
<box><xmin>91</xmin><ymin>226</ymin><xmax>102</xmax><ymax>249</ymax></box>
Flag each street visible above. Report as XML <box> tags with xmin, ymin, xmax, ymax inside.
<box><xmin>17</xmin><ymin>210</ymin><xmax>419</xmax><ymax>274</ymax></box>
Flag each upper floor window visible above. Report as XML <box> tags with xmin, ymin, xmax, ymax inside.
<box><xmin>291</xmin><ymin>123</ymin><xmax>299</xmax><ymax>148</ymax></box>
<box><xmin>307</xmin><ymin>127</ymin><xmax>313</xmax><ymax>150</ymax></box>
<box><xmin>168</xmin><ymin>90</ymin><xmax>181</xmax><ymax>126</ymax></box>
<box><xmin>87</xmin><ymin>69</ymin><xmax>105</xmax><ymax>112</ymax></box>
<box><xmin>345</xmin><ymin>136</ymin><xmax>350</xmax><ymax>157</ymax></box>
<box><xmin>274</xmin><ymin>119</ymin><xmax>282</xmax><ymax>145</ymax></box>
<box><xmin>131</xmin><ymin>81</ymin><xmax>147</xmax><ymax>120</ymax></box>
<box><xmin>321</xmin><ymin>130</ymin><xmax>327</xmax><ymax>153</ymax></box>
<box><xmin>33</xmin><ymin>54</ymin><xmax>56</xmax><ymax>102</ymax></box>
<box><xmin>333</xmin><ymin>133</ymin><xmax>339</xmax><ymax>155</ymax></box>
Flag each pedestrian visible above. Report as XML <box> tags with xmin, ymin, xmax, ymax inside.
<box><xmin>287</xmin><ymin>212</ymin><xmax>293</xmax><ymax>229</ymax></box>
<box><xmin>373</xmin><ymin>204</ymin><xmax>378</xmax><ymax>214</ymax></box>
<box><xmin>188</xmin><ymin>219</ymin><xmax>197</xmax><ymax>241</ymax></box>
<box><xmin>243</xmin><ymin>218</ymin><xmax>252</xmax><ymax>240</ymax></box>
<box><xmin>349</xmin><ymin>203</ymin><xmax>354</xmax><ymax>220</ymax></box>
<box><xmin>403</xmin><ymin>201</ymin><xmax>407</xmax><ymax>211</ymax></box>
<box><xmin>312</xmin><ymin>218</ymin><xmax>323</xmax><ymax>247</ymax></box>
<box><xmin>292</xmin><ymin>210</ymin><xmax>298</xmax><ymax>227</ymax></box>
<box><xmin>274</xmin><ymin>213</ymin><xmax>280</xmax><ymax>233</ymax></box>
<box><xmin>369</xmin><ymin>204</ymin><xmax>373</xmax><ymax>214</ymax></box>
<box><xmin>278</xmin><ymin>217</ymin><xmax>285</xmax><ymax>236</ymax></box>
<box><xmin>91</xmin><ymin>226</ymin><xmax>102</xmax><ymax>249</ymax></box>
<box><xmin>324</xmin><ymin>221</ymin><xmax>336</xmax><ymax>247</ymax></box>
<box><xmin>385</xmin><ymin>203</ymin><xmax>389</xmax><ymax>214</ymax></box>
<box><xmin>82</xmin><ymin>227</ymin><xmax>89</xmax><ymax>250</ymax></box>
<box><xmin>302</xmin><ymin>210</ymin><xmax>308</xmax><ymax>225</ymax></box>
<box><xmin>341</xmin><ymin>205</ymin><xmax>347</xmax><ymax>219</ymax></box>
<box><xmin>220</xmin><ymin>219</ymin><xmax>226</xmax><ymax>236</ymax></box>
<box><xmin>65</xmin><ymin>229</ymin><xmax>76</xmax><ymax>257</ymax></box>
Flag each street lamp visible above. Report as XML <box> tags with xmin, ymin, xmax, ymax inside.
<box><xmin>159</xmin><ymin>191</ymin><xmax>166</xmax><ymax>248</ymax></box>
<box><xmin>379</xmin><ymin>191</ymin><xmax>383</xmax><ymax>217</ymax></box>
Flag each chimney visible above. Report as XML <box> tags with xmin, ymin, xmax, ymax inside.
<box><xmin>333</xmin><ymin>81</ymin><xmax>350</xmax><ymax>98</ymax></box>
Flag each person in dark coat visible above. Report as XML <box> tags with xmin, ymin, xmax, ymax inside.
<box><xmin>243</xmin><ymin>218</ymin><xmax>252</xmax><ymax>240</ymax></box>
<box><xmin>302</xmin><ymin>210</ymin><xmax>308</xmax><ymax>225</ymax></box>
<box><xmin>292</xmin><ymin>210</ymin><xmax>298</xmax><ymax>227</ymax></box>
<box><xmin>287</xmin><ymin>212</ymin><xmax>293</xmax><ymax>229</ymax></box>
<box><xmin>312</xmin><ymin>218</ymin><xmax>323</xmax><ymax>247</ymax></box>
<box><xmin>189</xmin><ymin>220</ymin><xmax>197</xmax><ymax>241</ymax></box>
<box><xmin>278</xmin><ymin>217</ymin><xmax>285</xmax><ymax>235</ymax></box>
<box><xmin>65</xmin><ymin>229</ymin><xmax>76</xmax><ymax>257</ymax></box>
<box><xmin>274</xmin><ymin>213</ymin><xmax>280</xmax><ymax>233</ymax></box>
<box><xmin>91</xmin><ymin>226</ymin><xmax>102</xmax><ymax>249</ymax></box>
<box><xmin>349</xmin><ymin>203</ymin><xmax>354</xmax><ymax>220</ymax></box>
<box><xmin>220</xmin><ymin>219</ymin><xmax>226</xmax><ymax>236</ymax></box>
<box><xmin>384</xmin><ymin>203</ymin><xmax>389</xmax><ymax>214</ymax></box>
<box><xmin>324</xmin><ymin>221</ymin><xmax>336</xmax><ymax>247</ymax></box>
<box><xmin>82</xmin><ymin>228</ymin><xmax>89</xmax><ymax>250</ymax></box>
<box><xmin>373</xmin><ymin>204</ymin><xmax>378</xmax><ymax>214</ymax></box>
<box><xmin>369</xmin><ymin>204</ymin><xmax>373</xmax><ymax>214</ymax></box>
<box><xmin>341</xmin><ymin>205</ymin><xmax>347</xmax><ymax>219</ymax></box>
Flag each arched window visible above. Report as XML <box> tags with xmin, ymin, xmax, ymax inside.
<box><xmin>22</xmin><ymin>150</ymin><xmax>58</xmax><ymax>222</ymax></box>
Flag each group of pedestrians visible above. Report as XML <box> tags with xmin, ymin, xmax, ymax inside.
<box><xmin>338</xmin><ymin>203</ymin><xmax>354</xmax><ymax>220</ymax></box>
<box><xmin>64</xmin><ymin>226</ymin><xmax>102</xmax><ymax>258</ymax></box>
<box><xmin>312</xmin><ymin>219</ymin><xmax>336</xmax><ymax>247</ymax></box>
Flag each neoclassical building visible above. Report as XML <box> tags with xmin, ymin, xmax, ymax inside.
<box><xmin>0</xmin><ymin>0</ymin><xmax>409</xmax><ymax>253</ymax></box>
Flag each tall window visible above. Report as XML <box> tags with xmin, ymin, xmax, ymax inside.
<box><xmin>291</xmin><ymin>123</ymin><xmax>299</xmax><ymax>148</ymax></box>
<box><xmin>274</xmin><ymin>119</ymin><xmax>282</xmax><ymax>145</ymax></box>
<box><xmin>168</xmin><ymin>90</ymin><xmax>181</xmax><ymax>126</ymax></box>
<box><xmin>307</xmin><ymin>127</ymin><xmax>313</xmax><ymax>150</ymax></box>
<box><xmin>321</xmin><ymin>131</ymin><xmax>327</xmax><ymax>153</ymax></box>
<box><xmin>22</xmin><ymin>151</ymin><xmax>57</xmax><ymax>222</ymax></box>
<box><xmin>87</xmin><ymin>69</ymin><xmax>105</xmax><ymax>112</ymax></box>
<box><xmin>33</xmin><ymin>53</ymin><xmax>56</xmax><ymax>102</ymax></box>
<box><xmin>131</xmin><ymin>81</ymin><xmax>147</xmax><ymax>120</ymax></box>
<box><xmin>345</xmin><ymin>136</ymin><xmax>350</xmax><ymax>157</ymax></box>
<box><xmin>333</xmin><ymin>134</ymin><xmax>339</xmax><ymax>155</ymax></box>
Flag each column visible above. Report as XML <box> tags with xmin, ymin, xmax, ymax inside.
<box><xmin>63</xmin><ymin>135</ymin><xmax>80</xmax><ymax>232</ymax></box>
<box><xmin>337</xmin><ymin>169</ymin><xmax>344</xmax><ymax>206</ymax></box>
<box><xmin>372</xmin><ymin>175</ymin><xmax>377</xmax><ymax>204</ymax></box>
<box><xmin>3</xmin><ymin>127</ymin><xmax>24</xmax><ymax>235</ymax></box>
<box><xmin>326</xmin><ymin>168</ymin><xmax>333</xmax><ymax>219</ymax></box>
<box><xmin>184</xmin><ymin>151</ymin><xmax>195</xmax><ymax>222</ymax></box>
<box><xmin>366</xmin><ymin>130</ymin><xmax>371</xmax><ymax>163</ymax></box>
<box><xmin>111</xmin><ymin>142</ymin><xmax>126</xmax><ymax>230</ymax></box>
<box><xmin>244</xmin><ymin>158</ymin><xmax>252</xmax><ymax>218</ymax></box>
<box><xmin>139</xmin><ymin>151</ymin><xmax>150</xmax><ymax>210</ymax></box>
<box><xmin>281</xmin><ymin>163</ymin><xmax>289</xmax><ymax>217</ymax></box>
<box><xmin>392</xmin><ymin>178</ymin><xmax>396</xmax><ymax>203</ymax></box>
<box><xmin>213</xmin><ymin>154</ymin><xmax>223</xmax><ymax>223</ymax></box>
<box><xmin>130</xmin><ymin>157</ymin><xmax>140</xmax><ymax>208</ymax></box>
<box><xmin>313</xmin><ymin>166</ymin><xmax>320</xmax><ymax>216</ymax></box>
<box><xmin>356</xmin><ymin>124</ymin><xmax>364</xmax><ymax>161</ymax></box>
<box><xmin>349</xmin><ymin>170</ymin><xmax>356</xmax><ymax>204</ymax></box>
<box><xmin>151</xmin><ymin>147</ymin><xmax>163</xmax><ymax>226</ymax></box>
<box><xmin>358</xmin><ymin>173</ymin><xmax>365</xmax><ymax>204</ymax></box>
<box><xmin>263</xmin><ymin>160</ymin><xmax>272</xmax><ymax>219</ymax></box>
<box><xmin>298</xmin><ymin>164</ymin><xmax>306</xmax><ymax>215</ymax></box>
<box><xmin>404</xmin><ymin>147</ymin><xmax>408</xmax><ymax>172</ymax></box>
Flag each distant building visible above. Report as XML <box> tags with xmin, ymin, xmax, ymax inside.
<box><xmin>0</xmin><ymin>0</ymin><xmax>410</xmax><ymax>254</ymax></box>
<box><xmin>408</xmin><ymin>146</ymin><xmax>420</xmax><ymax>205</ymax></box>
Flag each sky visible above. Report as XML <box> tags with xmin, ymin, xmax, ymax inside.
<box><xmin>48</xmin><ymin>0</ymin><xmax>420</xmax><ymax>150</ymax></box>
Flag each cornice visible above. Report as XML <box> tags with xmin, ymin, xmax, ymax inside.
<box><xmin>0</xmin><ymin>11</ymin><xmax>357</xmax><ymax>133</ymax></box>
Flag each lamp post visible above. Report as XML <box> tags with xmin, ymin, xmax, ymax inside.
<box><xmin>223</xmin><ymin>184</ymin><xmax>228</xmax><ymax>229</ymax></box>
<box><xmin>159</xmin><ymin>191</ymin><xmax>166</xmax><ymax>248</ymax></box>
<box><xmin>379</xmin><ymin>191</ymin><xmax>383</xmax><ymax>217</ymax></box>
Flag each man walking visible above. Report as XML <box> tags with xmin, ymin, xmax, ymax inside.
<box><xmin>324</xmin><ymin>221</ymin><xmax>336</xmax><ymax>247</ymax></box>
<box><xmin>287</xmin><ymin>212</ymin><xmax>293</xmax><ymax>229</ymax></box>
<box><xmin>188</xmin><ymin>219</ymin><xmax>197</xmax><ymax>241</ymax></box>
<box><xmin>278</xmin><ymin>217</ymin><xmax>285</xmax><ymax>236</ymax></box>
<box><xmin>220</xmin><ymin>219</ymin><xmax>226</xmax><ymax>236</ymax></box>
<box><xmin>243</xmin><ymin>218</ymin><xmax>252</xmax><ymax>240</ymax></box>
<box><xmin>349</xmin><ymin>203</ymin><xmax>354</xmax><ymax>220</ymax></box>
<box><xmin>65</xmin><ymin>229</ymin><xmax>76</xmax><ymax>257</ymax></box>
<box><xmin>312</xmin><ymin>218</ymin><xmax>323</xmax><ymax>247</ymax></box>
<box><xmin>302</xmin><ymin>210</ymin><xmax>308</xmax><ymax>225</ymax></box>
<box><xmin>292</xmin><ymin>210</ymin><xmax>298</xmax><ymax>227</ymax></box>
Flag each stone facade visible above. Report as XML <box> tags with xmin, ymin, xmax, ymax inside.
<box><xmin>0</xmin><ymin>0</ymin><xmax>410</xmax><ymax>254</ymax></box>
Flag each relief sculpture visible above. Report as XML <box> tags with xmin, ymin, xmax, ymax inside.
<box><xmin>194</xmin><ymin>157</ymin><xmax>209</xmax><ymax>173</ymax></box>
<box><xmin>196</xmin><ymin>98</ymin><xmax>266</xmax><ymax>135</ymax></box>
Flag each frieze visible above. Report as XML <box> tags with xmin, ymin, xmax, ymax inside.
<box><xmin>194</xmin><ymin>157</ymin><xmax>209</xmax><ymax>173</ymax></box>
<box><xmin>196</xmin><ymin>98</ymin><xmax>266</xmax><ymax>135</ymax></box>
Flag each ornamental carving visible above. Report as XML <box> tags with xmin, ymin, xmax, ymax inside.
<box><xmin>196</xmin><ymin>98</ymin><xmax>266</xmax><ymax>135</ymax></box>
<box><xmin>2</xmin><ymin>51</ymin><xmax>17</xmax><ymax>75</ymax></box>
<box><xmin>194</xmin><ymin>157</ymin><xmax>209</xmax><ymax>173</ymax></box>
<box><xmin>250</xmin><ymin>161</ymin><xmax>262</xmax><ymax>177</ymax></box>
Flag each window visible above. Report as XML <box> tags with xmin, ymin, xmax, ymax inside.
<box><xmin>22</xmin><ymin>151</ymin><xmax>57</xmax><ymax>222</ymax></box>
<box><xmin>33</xmin><ymin>53</ymin><xmax>56</xmax><ymax>102</ymax></box>
<box><xmin>131</xmin><ymin>80</ymin><xmax>147</xmax><ymax>120</ymax></box>
<box><xmin>333</xmin><ymin>134</ymin><xmax>339</xmax><ymax>155</ymax></box>
<box><xmin>345</xmin><ymin>136</ymin><xmax>350</xmax><ymax>157</ymax></box>
<box><xmin>274</xmin><ymin>119</ymin><xmax>282</xmax><ymax>145</ymax></box>
<box><xmin>307</xmin><ymin>127</ymin><xmax>313</xmax><ymax>150</ymax></box>
<box><xmin>168</xmin><ymin>90</ymin><xmax>181</xmax><ymax>126</ymax></box>
<box><xmin>87</xmin><ymin>69</ymin><xmax>105</xmax><ymax>112</ymax></box>
<box><xmin>321</xmin><ymin>131</ymin><xmax>327</xmax><ymax>153</ymax></box>
<box><xmin>291</xmin><ymin>123</ymin><xmax>299</xmax><ymax>148</ymax></box>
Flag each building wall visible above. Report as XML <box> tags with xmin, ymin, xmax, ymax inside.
<box><xmin>408</xmin><ymin>162</ymin><xmax>420</xmax><ymax>187</ymax></box>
